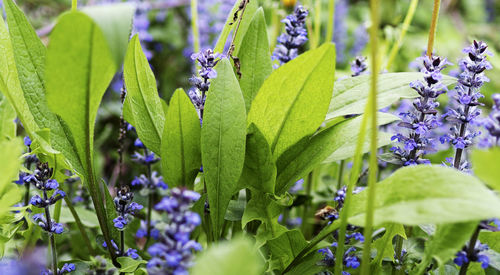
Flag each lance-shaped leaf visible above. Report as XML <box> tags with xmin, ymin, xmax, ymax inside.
<box><xmin>236</xmin><ymin>8</ymin><xmax>272</xmax><ymax>112</ymax></box>
<box><xmin>247</xmin><ymin>43</ymin><xmax>336</xmax><ymax>159</ymax></box>
<box><xmin>415</xmin><ymin>222</ymin><xmax>477</xmax><ymax>274</ymax></box>
<box><xmin>83</xmin><ymin>3</ymin><xmax>135</xmax><ymax>67</ymax></box>
<box><xmin>326</xmin><ymin>73</ymin><xmax>456</xmax><ymax>120</ymax></box>
<box><xmin>348</xmin><ymin>165</ymin><xmax>500</xmax><ymax>226</ymax></box>
<box><xmin>45</xmin><ymin>11</ymin><xmax>117</xmax><ymax>260</ymax></box>
<box><xmin>0</xmin><ymin>16</ymin><xmax>38</xmax><ymax>137</ymax></box>
<box><xmin>123</xmin><ymin>34</ymin><xmax>165</xmax><ymax>154</ymax></box>
<box><xmin>0</xmin><ymin>94</ymin><xmax>16</xmax><ymax>140</ymax></box>
<box><xmin>237</xmin><ymin>124</ymin><xmax>276</xmax><ymax>194</ymax></box>
<box><xmin>472</xmin><ymin>148</ymin><xmax>500</xmax><ymax>192</ymax></box>
<box><xmin>267</xmin><ymin>230</ymin><xmax>308</xmax><ymax>273</ymax></box>
<box><xmin>275</xmin><ymin>113</ymin><xmax>398</xmax><ymax>195</ymax></box>
<box><xmin>161</xmin><ymin>88</ymin><xmax>201</xmax><ymax>188</ymax></box>
<box><xmin>214</xmin><ymin>0</ymin><xmax>258</xmax><ymax>54</ymax></box>
<box><xmin>3</xmin><ymin>0</ymin><xmax>82</xmax><ymax>173</ymax></box>
<box><xmin>241</xmin><ymin>192</ymin><xmax>287</xmax><ymax>242</ymax></box>
<box><xmin>201</xmin><ymin>58</ymin><xmax>246</xmax><ymax>240</ymax></box>
<box><xmin>0</xmin><ymin>139</ymin><xmax>23</xmax><ymax>225</ymax></box>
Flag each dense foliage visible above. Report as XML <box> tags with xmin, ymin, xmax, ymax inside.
<box><xmin>1</xmin><ymin>0</ymin><xmax>500</xmax><ymax>274</ymax></box>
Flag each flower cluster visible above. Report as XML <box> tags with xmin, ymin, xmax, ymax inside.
<box><xmin>350</xmin><ymin>56</ymin><xmax>368</xmax><ymax>77</ymax></box>
<box><xmin>391</xmin><ymin>55</ymin><xmax>450</xmax><ymax>166</ymax></box>
<box><xmin>42</xmin><ymin>263</ymin><xmax>76</xmax><ymax>275</ymax></box>
<box><xmin>333</xmin><ymin>0</ymin><xmax>348</xmax><ymax>64</ymax></box>
<box><xmin>147</xmin><ymin>188</ymin><xmax>202</xmax><ymax>275</ymax></box>
<box><xmin>25</xmin><ymin>162</ymin><xmax>66</xmax><ymax>234</ymax></box>
<box><xmin>318</xmin><ymin>244</ymin><xmax>361</xmax><ymax>274</ymax></box>
<box><xmin>13</xmin><ymin>136</ymin><xmax>38</xmax><ymax>189</ymax></box>
<box><xmin>113</xmin><ymin>186</ymin><xmax>143</xmax><ymax>230</ymax></box>
<box><xmin>189</xmin><ymin>49</ymin><xmax>223</xmax><ymax>117</ymax></box>
<box><xmin>102</xmin><ymin>239</ymin><xmax>139</xmax><ymax>259</ymax></box>
<box><xmin>484</xmin><ymin>94</ymin><xmax>500</xmax><ymax>146</ymax></box>
<box><xmin>272</xmin><ymin>5</ymin><xmax>308</xmax><ymax>66</ymax></box>
<box><xmin>131</xmin><ymin>139</ymin><xmax>160</xmax><ymax>166</ymax></box>
<box><xmin>131</xmin><ymin>171</ymin><xmax>167</xmax><ymax>191</ymax></box>
<box><xmin>454</xmin><ymin>241</ymin><xmax>490</xmax><ymax>269</ymax></box>
<box><xmin>316</xmin><ymin>186</ymin><xmax>364</xmax><ymax>274</ymax></box>
<box><xmin>441</xmin><ymin>41</ymin><xmax>492</xmax><ymax>169</ymax></box>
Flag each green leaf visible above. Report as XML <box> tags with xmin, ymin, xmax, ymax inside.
<box><xmin>326</xmin><ymin>73</ymin><xmax>456</xmax><ymax>120</ymax></box>
<box><xmin>236</xmin><ymin>8</ymin><xmax>272</xmax><ymax>112</ymax></box>
<box><xmin>347</xmin><ymin>165</ymin><xmax>500</xmax><ymax>226</ymax></box>
<box><xmin>247</xmin><ymin>43</ymin><xmax>336</xmax><ymax>159</ymax></box>
<box><xmin>0</xmin><ymin>93</ymin><xmax>16</xmax><ymax>140</ymax></box>
<box><xmin>82</xmin><ymin>3</ymin><xmax>135</xmax><ymax>67</ymax></box>
<box><xmin>237</xmin><ymin>124</ymin><xmax>276</xmax><ymax>194</ymax></box>
<box><xmin>3</xmin><ymin>0</ymin><xmax>81</xmax><ymax>172</ymax></box>
<box><xmin>117</xmin><ymin>257</ymin><xmax>147</xmax><ymax>273</ymax></box>
<box><xmin>123</xmin><ymin>34</ymin><xmax>165</xmax><ymax>154</ymax></box>
<box><xmin>45</xmin><ymin>11</ymin><xmax>118</xmax><ymax>259</ymax></box>
<box><xmin>214</xmin><ymin>0</ymin><xmax>258</xmax><ymax>54</ymax></box>
<box><xmin>201</xmin><ymin>58</ymin><xmax>247</xmax><ymax>240</ymax></box>
<box><xmin>241</xmin><ymin>193</ymin><xmax>287</xmax><ymax>241</ymax></box>
<box><xmin>191</xmin><ymin>236</ymin><xmax>264</xmax><ymax>275</ymax></box>
<box><xmin>275</xmin><ymin>113</ymin><xmax>398</xmax><ymax>194</ymax></box>
<box><xmin>415</xmin><ymin>222</ymin><xmax>477</xmax><ymax>274</ymax></box>
<box><xmin>266</xmin><ymin>229</ymin><xmax>308</xmax><ymax>273</ymax></box>
<box><xmin>480</xmin><ymin>232</ymin><xmax>500</xmax><ymax>253</ymax></box>
<box><xmin>60</xmin><ymin>206</ymin><xmax>100</xmax><ymax>228</ymax></box>
<box><xmin>372</xmin><ymin>224</ymin><xmax>406</xmax><ymax>266</ymax></box>
<box><xmin>472</xmin><ymin>148</ymin><xmax>500</xmax><ymax>192</ymax></box>
<box><xmin>0</xmin><ymin>139</ymin><xmax>23</xmax><ymax>224</ymax></box>
<box><xmin>161</xmin><ymin>88</ymin><xmax>201</xmax><ymax>188</ymax></box>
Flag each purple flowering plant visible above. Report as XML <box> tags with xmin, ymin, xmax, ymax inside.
<box><xmin>2</xmin><ymin>0</ymin><xmax>500</xmax><ymax>275</ymax></box>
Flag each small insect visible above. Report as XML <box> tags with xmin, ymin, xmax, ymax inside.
<box><xmin>315</xmin><ymin>206</ymin><xmax>338</xmax><ymax>220</ymax></box>
<box><xmin>230</xmin><ymin>0</ymin><xmax>249</xmax><ymax>25</ymax></box>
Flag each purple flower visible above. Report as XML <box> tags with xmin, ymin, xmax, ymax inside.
<box><xmin>24</xmin><ymin>136</ymin><xmax>32</xmax><ymax>147</ymax></box>
<box><xmin>126</xmin><ymin>248</ymin><xmax>139</xmax><ymax>260</ymax></box>
<box><xmin>60</xmin><ymin>263</ymin><xmax>75</xmax><ymax>274</ymax></box>
<box><xmin>351</xmin><ymin>56</ymin><xmax>368</xmax><ymax>77</ymax></box>
<box><xmin>147</xmin><ymin>188</ymin><xmax>201</xmax><ymax>275</ymax></box>
<box><xmin>113</xmin><ymin>187</ymin><xmax>142</xmax><ymax>230</ymax></box>
<box><xmin>391</xmin><ymin>55</ymin><xmax>449</xmax><ymax>166</ymax></box>
<box><xmin>272</xmin><ymin>5</ymin><xmax>309</xmax><ymax>66</ymax></box>
<box><xmin>441</xmin><ymin>41</ymin><xmax>492</xmax><ymax>169</ymax></box>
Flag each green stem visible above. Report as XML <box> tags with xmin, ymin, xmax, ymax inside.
<box><xmin>459</xmin><ymin>226</ymin><xmax>480</xmax><ymax>275</ymax></box>
<box><xmin>300</xmin><ymin>172</ymin><xmax>314</xmax><ymax>236</ymax></box>
<box><xmin>337</xmin><ymin>160</ymin><xmax>345</xmax><ymax>190</ymax></box>
<box><xmin>72</xmin><ymin>0</ymin><xmax>77</xmax><ymax>11</ymax></box>
<box><xmin>386</xmin><ymin>0</ymin><xmax>419</xmax><ymax>70</ymax></box>
<box><xmin>270</xmin><ymin>3</ymin><xmax>281</xmax><ymax>51</ymax></box>
<box><xmin>426</xmin><ymin>0</ymin><xmax>441</xmax><ymax>57</ymax></box>
<box><xmin>64</xmin><ymin>196</ymin><xmax>95</xmax><ymax>255</ymax></box>
<box><xmin>190</xmin><ymin>0</ymin><xmax>200</xmax><ymax>54</ymax></box>
<box><xmin>393</xmin><ymin>235</ymin><xmax>404</xmax><ymax>275</ymax></box>
<box><xmin>326</xmin><ymin>0</ymin><xmax>335</xmax><ymax>42</ymax></box>
<box><xmin>360</xmin><ymin>0</ymin><xmax>380</xmax><ymax>273</ymax></box>
<box><xmin>43</xmin><ymin>190</ymin><xmax>57</xmax><ymax>274</ymax></box>
<box><xmin>313</xmin><ymin>0</ymin><xmax>322</xmax><ymax>49</ymax></box>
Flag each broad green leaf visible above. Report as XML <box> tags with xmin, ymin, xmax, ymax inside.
<box><xmin>415</xmin><ymin>222</ymin><xmax>477</xmax><ymax>274</ymax></box>
<box><xmin>117</xmin><ymin>257</ymin><xmax>147</xmax><ymax>273</ymax></box>
<box><xmin>3</xmin><ymin>0</ymin><xmax>82</xmax><ymax>173</ymax></box>
<box><xmin>0</xmin><ymin>93</ymin><xmax>16</xmax><ymax>140</ymax></box>
<box><xmin>83</xmin><ymin>3</ymin><xmax>135</xmax><ymax>67</ymax></box>
<box><xmin>60</xmin><ymin>206</ymin><xmax>100</xmax><ymax>228</ymax></box>
<box><xmin>191</xmin><ymin>237</ymin><xmax>264</xmax><ymax>275</ymax></box>
<box><xmin>247</xmin><ymin>43</ymin><xmax>335</xmax><ymax>159</ymax></box>
<box><xmin>267</xmin><ymin>229</ymin><xmax>308</xmax><ymax>272</ymax></box>
<box><xmin>348</xmin><ymin>165</ymin><xmax>500</xmax><ymax>226</ymax></box>
<box><xmin>0</xmin><ymin>16</ymin><xmax>38</xmax><ymax>138</ymax></box>
<box><xmin>480</xmin><ymin>232</ymin><xmax>500</xmax><ymax>253</ymax></box>
<box><xmin>241</xmin><ymin>193</ymin><xmax>287</xmax><ymax>241</ymax></box>
<box><xmin>237</xmin><ymin>124</ymin><xmax>276</xmax><ymax>194</ymax></box>
<box><xmin>45</xmin><ymin>11</ymin><xmax>118</xmax><ymax>257</ymax></box>
<box><xmin>214</xmin><ymin>0</ymin><xmax>258</xmax><ymax>54</ymax></box>
<box><xmin>0</xmin><ymin>139</ymin><xmax>23</xmax><ymax>224</ymax></box>
<box><xmin>275</xmin><ymin>113</ymin><xmax>398</xmax><ymax>195</ymax></box>
<box><xmin>236</xmin><ymin>8</ymin><xmax>272</xmax><ymax>112</ymax></box>
<box><xmin>123</xmin><ymin>34</ymin><xmax>165</xmax><ymax>154</ymax></box>
<box><xmin>372</xmin><ymin>224</ymin><xmax>406</xmax><ymax>266</ymax></box>
<box><xmin>201</xmin><ymin>58</ymin><xmax>246</xmax><ymax>240</ymax></box>
<box><xmin>161</xmin><ymin>88</ymin><xmax>201</xmax><ymax>188</ymax></box>
<box><xmin>326</xmin><ymin>73</ymin><xmax>456</xmax><ymax>120</ymax></box>
<box><xmin>284</xmin><ymin>249</ymin><xmax>327</xmax><ymax>275</ymax></box>
<box><xmin>472</xmin><ymin>148</ymin><xmax>500</xmax><ymax>192</ymax></box>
